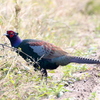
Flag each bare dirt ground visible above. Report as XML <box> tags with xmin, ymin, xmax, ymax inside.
<box><xmin>52</xmin><ymin>66</ymin><xmax>100</xmax><ymax>100</ymax></box>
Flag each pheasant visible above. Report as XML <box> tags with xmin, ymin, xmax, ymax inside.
<box><xmin>4</xmin><ymin>30</ymin><xmax>100</xmax><ymax>77</ymax></box>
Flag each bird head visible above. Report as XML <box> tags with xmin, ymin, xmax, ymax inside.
<box><xmin>4</xmin><ymin>30</ymin><xmax>22</xmax><ymax>47</ymax></box>
<box><xmin>4</xmin><ymin>30</ymin><xmax>18</xmax><ymax>38</ymax></box>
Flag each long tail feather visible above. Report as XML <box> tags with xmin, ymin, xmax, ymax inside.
<box><xmin>52</xmin><ymin>55</ymin><xmax>100</xmax><ymax>66</ymax></box>
<box><xmin>70</xmin><ymin>56</ymin><xmax>100</xmax><ymax>64</ymax></box>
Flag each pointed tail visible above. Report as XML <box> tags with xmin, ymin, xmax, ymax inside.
<box><xmin>70</xmin><ymin>56</ymin><xmax>100</xmax><ymax>64</ymax></box>
<box><xmin>52</xmin><ymin>55</ymin><xmax>100</xmax><ymax>66</ymax></box>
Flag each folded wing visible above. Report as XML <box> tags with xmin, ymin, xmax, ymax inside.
<box><xmin>28</xmin><ymin>41</ymin><xmax>67</xmax><ymax>59</ymax></box>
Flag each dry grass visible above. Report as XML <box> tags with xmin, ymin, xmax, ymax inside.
<box><xmin>0</xmin><ymin>0</ymin><xmax>100</xmax><ymax>100</ymax></box>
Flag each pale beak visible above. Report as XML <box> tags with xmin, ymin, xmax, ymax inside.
<box><xmin>3</xmin><ymin>33</ymin><xmax>8</xmax><ymax>36</ymax></box>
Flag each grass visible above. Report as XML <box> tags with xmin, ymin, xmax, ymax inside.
<box><xmin>0</xmin><ymin>0</ymin><xmax>100</xmax><ymax>99</ymax></box>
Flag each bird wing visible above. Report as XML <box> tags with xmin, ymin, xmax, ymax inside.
<box><xmin>28</xmin><ymin>41</ymin><xmax>67</xmax><ymax>59</ymax></box>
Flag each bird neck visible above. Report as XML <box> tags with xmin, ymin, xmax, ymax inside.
<box><xmin>9</xmin><ymin>36</ymin><xmax>22</xmax><ymax>47</ymax></box>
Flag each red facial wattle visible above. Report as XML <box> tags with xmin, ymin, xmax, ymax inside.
<box><xmin>7</xmin><ymin>31</ymin><xmax>15</xmax><ymax>38</ymax></box>
<box><xmin>9</xmin><ymin>34</ymin><xmax>14</xmax><ymax>38</ymax></box>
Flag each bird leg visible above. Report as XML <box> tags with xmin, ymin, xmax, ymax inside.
<box><xmin>34</xmin><ymin>63</ymin><xmax>47</xmax><ymax>82</ymax></box>
<box><xmin>41</xmin><ymin>68</ymin><xmax>48</xmax><ymax>83</ymax></box>
<box><xmin>41</xmin><ymin>68</ymin><xmax>47</xmax><ymax>77</ymax></box>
